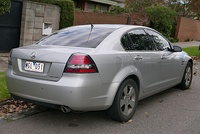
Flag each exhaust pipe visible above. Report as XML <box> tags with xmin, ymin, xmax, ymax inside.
<box><xmin>61</xmin><ymin>106</ymin><xmax>71</xmax><ymax>113</ymax></box>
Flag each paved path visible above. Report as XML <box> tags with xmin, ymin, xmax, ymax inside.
<box><xmin>174</xmin><ymin>41</ymin><xmax>200</xmax><ymax>48</ymax></box>
<box><xmin>0</xmin><ymin>54</ymin><xmax>8</xmax><ymax>72</ymax></box>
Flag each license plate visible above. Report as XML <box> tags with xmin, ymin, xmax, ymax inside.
<box><xmin>25</xmin><ymin>61</ymin><xmax>44</xmax><ymax>73</ymax></box>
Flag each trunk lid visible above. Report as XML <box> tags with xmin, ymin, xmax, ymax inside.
<box><xmin>11</xmin><ymin>45</ymin><xmax>94</xmax><ymax>81</ymax></box>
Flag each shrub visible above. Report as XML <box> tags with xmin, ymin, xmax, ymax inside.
<box><xmin>109</xmin><ymin>6</ymin><xmax>127</xmax><ymax>15</ymax></box>
<box><xmin>0</xmin><ymin>0</ymin><xmax>11</xmax><ymax>15</ymax></box>
<box><xmin>146</xmin><ymin>4</ymin><xmax>177</xmax><ymax>39</ymax></box>
<box><xmin>26</xmin><ymin>0</ymin><xmax>74</xmax><ymax>28</ymax></box>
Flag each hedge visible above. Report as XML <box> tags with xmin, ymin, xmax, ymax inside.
<box><xmin>146</xmin><ymin>4</ymin><xmax>177</xmax><ymax>39</ymax></box>
<box><xmin>0</xmin><ymin>0</ymin><xmax>11</xmax><ymax>15</ymax></box>
<box><xmin>26</xmin><ymin>0</ymin><xmax>74</xmax><ymax>28</ymax></box>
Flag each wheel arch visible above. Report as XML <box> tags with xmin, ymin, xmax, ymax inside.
<box><xmin>125</xmin><ymin>75</ymin><xmax>140</xmax><ymax>94</ymax></box>
<box><xmin>109</xmin><ymin>74</ymin><xmax>141</xmax><ymax>107</ymax></box>
<box><xmin>107</xmin><ymin>75</ymin><xmax>140</xmax><ymax>121</ymax></box>
<box><xmin>188</xmin><ymin>59</ymin><xmax>193</xmax><ymax>66</ymax></box>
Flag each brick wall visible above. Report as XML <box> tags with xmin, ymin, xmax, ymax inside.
<box><xmin>176</xmin><ymin>17</ymin><xmax>200</xmax><ymax>42</ymax></box>
<box><xmin>20</xmin><ymin>1</ymin><xmax>60</xmax><ymax>46</ymax></box>
<box><xmin>74</xmin><ymin>11</ymin><xmax>149</xmax><ymax>26</ymax></box>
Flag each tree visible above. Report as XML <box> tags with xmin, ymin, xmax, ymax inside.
<box><xmin>0</xmin><ymin>0</ymin><xmax>11</xmax><ymax>15</ymax></box>
<box><xmin>125</xmin><ymin>0</ymin><xmax>165</xmax><ymax>13</ymax></box>
<box><xmin>146</xmin><ymin>4</ymin><xmax>177</xmax><ymax>39</ymax></box>
<box><xmin>166</xmin><ymin>0</ymin><xmax>191</xmax><ymax>17</ymax></box>
<box><xmin>189</xmin><ymin>0</ymin><xmax>200</xmax><ymax>19</ymax></box>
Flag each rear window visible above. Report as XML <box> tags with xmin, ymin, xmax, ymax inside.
<box><xmin>36</xmin><ymin>26</ymin><xmax>116</xmax><ymax>48</ymax></box>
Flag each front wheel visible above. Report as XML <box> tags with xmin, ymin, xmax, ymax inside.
<box><xmin>107</xmin><ymin>79</ymin><xmax>139</xmax><ymax>122</ymax></box>
<box><xmin>178</xmin><ymin>62</ymin><xmax>193</xmax><ymax>89</ymax></box>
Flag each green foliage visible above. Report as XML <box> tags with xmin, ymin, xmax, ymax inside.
<box><xmin>54</xmin><ymin>0</ymin><xmax>74</xmax><ymax>28</ymax></box>
<box><xmin>168</xmin><ymin>37</ymin><xmax>179</xmax><ymax>43</ymax></box>
<box><xmin>146</xmin><ymin>4</ymin><xmax>177</xmax><ymax>39</ymax></box>
<box><xmin>182</xmin><ymin>46</ymin><xmax>200</xmax><ymax>56</ymax></box>
<box><xmin>0</xmin><ymin>0</ymin><xmax>11</xmax><ymax>15</ymax></box>
<box><xmin>109</xmin><ymin>6</ymin><xmax>127</xmax><ymax>15</ymax></box>
<box><xmin>125</xmin><ymin>0</ymin><xmax>164</xmax><ymax>13</ymax></box>
<box><xmin>0</xmin><ymin>72</ymin><xmax>10</xmax><ymax>101</ymax></box>
<box><xmin>26</xmin><ymin>0</ymin><xmax>74</xmax><ymax>28</ymax></box>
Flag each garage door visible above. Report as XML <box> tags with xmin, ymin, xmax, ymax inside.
<box><xmin>0</xmin><ymin>0</ymin><xmax>22</xmax><ymax>52</ymax></box>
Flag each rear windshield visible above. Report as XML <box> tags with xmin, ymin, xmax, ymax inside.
<box><xmin>36</xmin><ymin>26</ymin><xmax>116</xmax><ymax>48</ymax></box>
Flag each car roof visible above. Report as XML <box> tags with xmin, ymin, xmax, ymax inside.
<box><xmin>60</xmin><ymin>24</ymin><xmax>149</xmax><ymax>31</ymax></box>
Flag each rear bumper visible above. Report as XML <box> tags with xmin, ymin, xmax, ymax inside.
<box><xmin>6</xmin><ymin>68</ymin><xmax>119</xmax><ymax>111</ymax></box>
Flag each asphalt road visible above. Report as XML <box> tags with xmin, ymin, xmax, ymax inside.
<box><xmin>0</xmin><ymin>68</ymin><xmax>200</xmax><ymax>134</ymax></box>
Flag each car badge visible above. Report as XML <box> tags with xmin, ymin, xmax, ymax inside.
<box><xmin>30</xmin><ymin>51</ymin><xmax>36</xmax><ymax>59</ymax></box>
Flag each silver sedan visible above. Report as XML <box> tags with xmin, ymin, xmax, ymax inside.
<box><xmin>6</xmin><ymin>24</ymin><xmax>193</xmax><ymax>122</ymax></box>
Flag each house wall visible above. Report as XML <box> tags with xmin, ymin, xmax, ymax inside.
<box><xmin>73</xmin><ymin>0</ymin><xmax>115</xmax><ymax>12</ymax></box>
<box><xmin>74</xmin><ymin>11</ymin><xmax>149</xmax><ymax>26</ymax></box>
<box><xmin>176</xmin><ymin>17</ymin><xmax>200</xmax><ymax>42</ymax></box>
<box><xmin>20</xmin><ymin>1</ymin><xmax>60</xmax><ymax>46</ymax></box>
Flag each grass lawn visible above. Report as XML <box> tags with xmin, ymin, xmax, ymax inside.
<box><xmin>0</xmin><ymin>72</ymin><xmax>10</xmax><ymax>101</ymax></box>
<box><xmin>182</xmin><ymin>46</ymin><xmax>200</xmax><ymax>57</ymax></box>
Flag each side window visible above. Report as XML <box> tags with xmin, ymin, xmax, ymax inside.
<box><xmin>128</xmin><ymin>29</ymin><xmax>155</xmax><ymax>50</ymax></box>
<box><xmin>121</xmin><ymin>29</ymin><xmax>155</xmax><ymax>51</ymax></box>
<box><xmin>145</xmin><ymin>29</ymin><xmax>171</xmax><ymax>51</ymax></box>
<box><xmin>121</xmin><ymin>34</ymin><xmax>132</xmax><ymax>50</ymax></box>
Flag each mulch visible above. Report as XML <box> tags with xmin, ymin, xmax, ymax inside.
<box><xmin>0</xmin><ymin>99</ymin><xmax>37</xmax><ymax>118</ymax></box>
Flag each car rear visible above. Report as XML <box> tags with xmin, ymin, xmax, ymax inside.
<box><xmin>6</xmin><ymin>25</ymin><xmax>123</xmax><ymax>111</ymax></box>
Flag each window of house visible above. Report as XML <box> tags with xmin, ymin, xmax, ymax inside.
<box><xmin>87</xmin><ymin>2</ymin><xmax>96</xmax><ymax>11</ymax></box>
<box><xmin>100</xmin><ymin>4</ymin><xmax>108</xmax><ymax>12</ymax></box>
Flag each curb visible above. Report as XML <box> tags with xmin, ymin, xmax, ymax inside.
<box><xmin>0</xmin><ymin>106</ymin><xmax>47</xmax><ymax>125</ymax></box>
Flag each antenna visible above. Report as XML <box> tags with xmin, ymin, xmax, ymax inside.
<box><xmin>81</xmin><ymin>10</ymin><xmax>94</xmax><ymax>29</ymax></box>
<box><xmin>81</xmin><ymin>10</ymin><xmax>94</xmax><ymax>42</ymax></box>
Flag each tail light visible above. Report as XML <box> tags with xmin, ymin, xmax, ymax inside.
<box><xmin>64</xmin><ymin>53</ymin><xmax>98</xmax><ymax>73</ymax></box>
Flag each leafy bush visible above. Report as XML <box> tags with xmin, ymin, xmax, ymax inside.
<box><xmin>168</xmin><ymin>37</ymin><xmax>179</xmax><ymax>43</ymax></box>
<box><xmin>109</xmin><ymin>6</ymin><xmax>127</xmax><ymax>15</ymax></box>
<box><xmin>146</xmin><ymin>4</ymin><xmax>177</xmax><ymax>39</ymax></box>
<box><xmin>26</xmin><ymin>0</ymin><xmax>74</xmax><ymax>28</ymax></box>
<box><xmin>0</xmin><ymin>0</ymin><xmax>11</xmax><ymax>15</ymax></box>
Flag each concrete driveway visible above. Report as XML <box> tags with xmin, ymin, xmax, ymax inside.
<box><xmin>174</xmin><ymin>41</ymin><xmax>200</xmax><ymax>48</ymax></box>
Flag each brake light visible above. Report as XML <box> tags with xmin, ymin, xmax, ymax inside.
<box><xmin>65</xmin><ymin>53</ymin><xmax>98</xmax><ymax>73</ymax></box>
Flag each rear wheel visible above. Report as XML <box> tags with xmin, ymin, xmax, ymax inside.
<box><xmin>178</xmin><ymin>62</ymin><xmax>193</xmax><ymax>89</ymax></box>
<box><xmin>107</xmin><ymin>79</ymin><xmax>139</xmax><ymax>122</ymax></box>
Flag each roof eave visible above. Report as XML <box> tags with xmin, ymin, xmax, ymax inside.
<box><xmin>89</xmin><ymin>0</ymin><xmax>118</xmax><ymax>6</ymax></box>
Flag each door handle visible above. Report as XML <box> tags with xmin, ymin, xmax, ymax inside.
<box><xmin>135</xmin><ymin>55</ymin><xmax>143</xmax><ymax>60</ymax></box>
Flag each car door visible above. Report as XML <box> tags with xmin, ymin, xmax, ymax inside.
<box><xmin>121</xmin><ymin>29</ymin><xmax>161</xmax><ymax>93</ymax></box>
<box><xmin>145</xmin><ymin>29</ymin><xmax>182</xmax><ymax>87</ymax></box>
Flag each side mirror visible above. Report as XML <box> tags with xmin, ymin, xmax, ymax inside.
<box><xmin>173</xmin><ymin>45</ymin><xmax>182</xmax><ymax>52</ymax></box>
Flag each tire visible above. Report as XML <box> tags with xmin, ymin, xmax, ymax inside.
<box><xmin>107</xmin><ymin>79</ymin><xmax>139</xmax><ymax>122</ymax></box>
<box><xmin>178</xmin><ymin>62</ymin><xmax>193</xmax><ymax>89</ymax></box>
